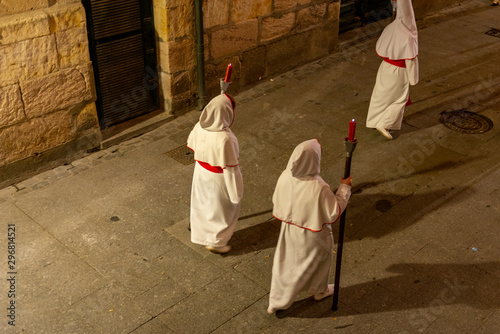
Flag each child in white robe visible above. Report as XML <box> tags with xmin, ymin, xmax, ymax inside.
<box><xmin>366</xmin><ymin>0</ymin><xmax>419</xmax><ymax>139</ymax></box>
<box><xmin>268</xmin><ymin>139</ymin><xmax>351</xmax><ymax>314</ymax></box>
<box><xmin>187</xmin><ymin>94</ymin><xmax>243</xmax><ymax>254</ymax></box>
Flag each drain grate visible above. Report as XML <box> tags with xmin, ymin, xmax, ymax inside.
<box><xmin>439</xmin><ymin>110</ymin><xmax>493</xmax><ymax>134</ymax></box>
<box><xmin>165</xmin><ymin>145</ymin><xmax>195</xmax><ymax>165</ymax></box>
<box><xmin>485</xmin><ymin>28</ymin><xmax>500</xmax><ymax>38</ymax></box>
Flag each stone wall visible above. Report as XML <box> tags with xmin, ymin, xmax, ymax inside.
<box><xmin>153</xmin><ymin>0</ymin><xmax>198</xmax><ymax>115</ymax></box>
<box><xmin>0</xmin><ymin>1</ymin><xmax>101</xmax><ymax>186</ymax></box>
<box><xmin>203</xmin><ymin>0</ymin><xmax>341</xmax><ymax>99</ymax></box>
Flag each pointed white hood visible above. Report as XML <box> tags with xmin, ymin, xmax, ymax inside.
<box><xmin>187</xmin><ymin>94</ymin><xmax>239</xmax><ymax>167</ymax></box>
<box><xmin>376</xmin><ymin>0</ymin><xmax>418</xmax><ymax>60</ymax></box>
<box><xmin>272</xmin><ymin>139</ymin><xmax>341</xmax><ymax>232</ymax></box>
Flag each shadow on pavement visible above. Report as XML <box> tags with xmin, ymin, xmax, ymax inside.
<box><xmin>228</xmin><ymin>217</ymin><xmax>281</xmax><ymax>256</ymax></box>
<box><xmin>342</xmin><ymin>185</ymin><xmax>468</xmax><ymax>241</ymax></box>
<box><xmin>276</xmin><ymin>261</ymin><xmax>500</xmax><ymax>319</ymax></box>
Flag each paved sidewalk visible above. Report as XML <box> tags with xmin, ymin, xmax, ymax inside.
<box><xmin>1</xmin><ymin>3</ymin><xmax>500</xmax><ymax>334</ymax></box>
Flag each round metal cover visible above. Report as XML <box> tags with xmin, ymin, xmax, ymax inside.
<box><xmin>439</xmin><ymin>110</ymin><xmax>493</xmax><ymax>134</ymax></box>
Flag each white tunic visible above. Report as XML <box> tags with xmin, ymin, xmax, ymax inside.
<box><xmin>366</xmin><ymin>58</ymin><xmax>419</xmax><ymax>130</ymax></box>
<box><xmin>366</xmin><ymin>0</ymin><xmax>419</xmax><ymax>130</ymax></box>
<box><xmin>187</xmin><ymin>94</ymin><xmax>243</xmax><ymax>247</ymax></box>
<box><xmin>269</xmin><ymin>139</ymin><xmax>351</xmax><ymax>311</ymax></box>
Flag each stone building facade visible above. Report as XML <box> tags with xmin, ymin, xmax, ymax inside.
<box><xmin>0</xmin><ymin>1</ymin><xmax>101</xmax><ymax>187</ymax></box>
<box><xmin>0</xmin><ymin>0</ymin><xmax>470</xmax><ymax>187</ymax></box>
<box><xmin>201</xmin><ymin>0</ymin><xmax>342</xmax><ymax>97</ymax></box>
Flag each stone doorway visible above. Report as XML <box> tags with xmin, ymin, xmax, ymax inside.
<box><xmin>82</xmin><ymin>0</ymin><xmax>159</xmax><ymax>129</ymax></box>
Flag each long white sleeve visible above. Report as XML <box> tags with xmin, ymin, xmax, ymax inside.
<box><xmin>335</xmin><ymin>183</ymin><xmax>352</xmax><ymax>213</ymax></box>
<box><xmin>406</xmin><ymin>57</ymin><xmax>419</xmax><ymax>85</ymax></box>
<box><xmin>223</xmin><ymin>166</ymin><xmax>243</xmax><ymax>204</ymax></box>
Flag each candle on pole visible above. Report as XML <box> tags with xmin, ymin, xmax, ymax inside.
<box><xmin>221</xmin><ymin>64</ymin><xmax>232</xmax><ymax>94</ymax></box>
<box><xmin>332</xmin><ymin>119</ymin><xmax>358</xmax><ymax>311</ymax></box>
<box><xmin>348</xmin><ymin>119</ymin><xmax>356</xmax><ymax>142</ymax></box>
<box><xmin>224</xmin><ymin>63</ymin><xmax>233</xmax><ymax>82</ymax></box>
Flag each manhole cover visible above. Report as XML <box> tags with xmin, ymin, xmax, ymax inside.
<box><xmin>485</xmin><ymin>28</ymin><xmax>500</xmax><ymax>38</ymax></box>
<box><xmin>165</xmin><ymin>145</ymin><xmax>195</xmax><ymax>165</ymax></box>
<box><xmin>439</xmin><ymin>110</ymin><xmax>493</xmax><ymax>134</ymax></box>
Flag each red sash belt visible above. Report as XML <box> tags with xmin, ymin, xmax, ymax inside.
<box><xmin>384</xmin><ymin>58</ymin><xmax>406</xmax><ymax>68</ymax></box>
<box><xmin>198</xmin><ymin>161</ymin><xmax>223</xmax><ymax>173</ymax></box>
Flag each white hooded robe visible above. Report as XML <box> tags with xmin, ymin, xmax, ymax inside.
<box><xmin>269</xmin><ymin>139</ymin><xmax>351</xmax><ymax>311</ymax></box>
<box><xmin>187</xmin><ymin>94</ymin><xmax>243</xmax><ymax>247</ymax></box>
<box><xmin>366</xmin><ymin>0</ymin><xmax>419</xmax><ymax>130</ymax></box>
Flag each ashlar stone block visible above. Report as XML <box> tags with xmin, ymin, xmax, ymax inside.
<box><xmin>56</xmin><ymin>24</ymin><xmax>90</xmax><ymax>69</ymax></box>
<box><xmin>274</xmin><ymin>0</ymin><xmax>298</xmax><ymax>12</ymax></box>
<box><xmin>296</xmin><ymin>3</ymin><xmax>327</xmax><ymax>31</ymax></box>
<box><xmin>203</xmin><ymin>0</ymin><xmax>230</xmax><ymax>29</ymax></box>
<box><xmin>171</xmin><ymin>70</ymin><xmax>193</xmax><ymax>96</ymax></box>
<box><xmin>211</xmin><ymin>19</ymin><xmax>258</xmax><ymax>59</ymax></box>
<box><xmin>76</xmin><ymin>62</ymin><xmax>95</xmax><ymax>102</ymax></box>
<box><xmin>231</xmin><ymin>0</ymin><xmax>272</xmax><ymax>24</ymax></box>
<box><xmin>261</xmin><ymin>12</ymin><xmax>295</xmax><ymax>42</ymax></box>
<box><xmin>20</xmin><ymin>67</ymin><xmax>89</xmax><ymax>118</ymax></box>
<box><xmin>153</xmin><ymin>4</ymin><xmax>169</xmax><ymax>42</ymax></box>
<box><xmin>166</xmin><ymin>5</ymin><xmax>194</xmax><ymax>40</ymax></box>
<box><xmin>241</xmin><ymin>46</ymin><xmax>266</xmax><ymax>85</ymax></box>
<box><xmin>266</xmin><ymin>30</ymin><xmax>316</xmax><ymax>75</ymax></box>
<box><xmin>158</xmin><ymin>38</ymin><xmax>196</xmax><ymax>74</ymax></box>
<box><xmin>45</xmin><ymin>3</ymin><xmax>85</xmax><ymax>33</ymax></box>
<box><xmin>0</xmin><ymin>9</ymin><xmax>50</xmax><ymax>45</ymax></box>
<box><xmin>328</xmin><ymin>1</ymin><xmax>341</xmax><ymax>20</ymax></box>
<box><xmin>155</xmin><ymin>4</ymin><xmax>194</xmax><ymax>41</ymax></box>
<box><xmin>0</xmin><ymin>35</ymin><xmax>58</xmax><ymax>87</ymax></box>
<box><xmin>0</xmin><ymin>110</ymin><xmax>73</xmax><ymax>166</ymax></box>
<box><xmin>0</xmin><ymin>84</ymin><xmax>25</xmax><ymax>128</ymax></box>
<box><xmin>75</xmin><ymin>102</ymin><xmax>99</xmax><ymax>135</ymax></box>
<box><xmin>155</xmin><ymin>0</ymin><xmax>188</xmax><ymax>7</ymax></box>
<box><xmin>0</xmin><ymin>0</ymin><xmax>48</xmax><ymax>17</ymax></box>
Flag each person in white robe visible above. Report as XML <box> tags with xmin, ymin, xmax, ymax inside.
<box><xmin>268</xmin><ymin>139</ymin><xmax>352</xmax><ymax>314</ymax></box>
<box><xmin>366</xmin><ymin>0</ymin><xmax>419</xmax><ymax>139</ymax></box>
<box><xmin>187</xmin><ymin>94</ymin><xmax>243</xmax><ymax>254</ymax></box>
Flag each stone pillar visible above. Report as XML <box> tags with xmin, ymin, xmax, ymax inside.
<box><xmin>153</xmin><ymin>0</ymin><xmax>197</xmax><ymax>116</ymax></box>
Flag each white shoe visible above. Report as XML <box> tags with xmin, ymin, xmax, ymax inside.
<box><xmin>314</xmin><ymin>284</ymin><xmax>335</xmax><ymax>301</ymax></box>
<box><xmin>267</xmin><ymin>306</ymin><xmax>277</xmax><ymax>315</ymax></box>
<box><xmin>376</xmin><ymin>127</ymin><xmax>393</xmax><ymax>139</ymax></box>
<box><xmin>205</xmin><ymin>245</ymin><xmax>231</xmax><ymax>254</ymax></box>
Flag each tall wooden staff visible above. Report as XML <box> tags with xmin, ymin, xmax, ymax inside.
<box><xmin>332</xmin><ymin>119</ymin><xmax>358</xmax><ymax>311</ymax></box>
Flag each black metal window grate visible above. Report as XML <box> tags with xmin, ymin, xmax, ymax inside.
<box><xmin>83</xmin><ymin>0</ymin><xmax>159</xmax><ymax>130</ymax></box>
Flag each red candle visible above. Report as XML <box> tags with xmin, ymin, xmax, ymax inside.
<box><xmin>348</xmin><ymin>119</ymin><xmax>356</xmax><ymax>142</ymax></box>
<box><xmin>224</xmin><ymin>63</ymin><xmax>232</xmax><ymax>82</ymax></box>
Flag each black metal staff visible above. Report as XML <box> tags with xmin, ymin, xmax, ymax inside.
<box><xmin>332</xmin><ymin>120</ymin><xmax>358</xmax><ymax>311</ymax></box>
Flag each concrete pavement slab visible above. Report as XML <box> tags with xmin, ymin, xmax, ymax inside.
<box><xmin>156</xmin><ymin>271</ymin><xmax>267</xmax><ymax>334</ymax></box>
<box><xmin>12</xmin><ymin>292</ymin><xmax>100</xmax><ymax>334</ymax></box>
<box><xmin>156</xmin><ymin>235</ymin><xmax>225</xmax><ymax>294</ymax></box>
<box><xmin>130</xmin><ymin>318</ymin><xmax>175</xmax><ymax>334</ymax></box>
<box><xmin>133</xmin><ymin>276</ymin><xmax>189</xmax><ymax>318</ymax></box>
<box><xmin>71</xmin><ymin>285</ymin><xmax>152</xmax><ymax>334</ymax></box>
<box><xmin>477</xmin><ymin>309</ymin><xmax>500</xmax><ymax>334</ymax></box>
